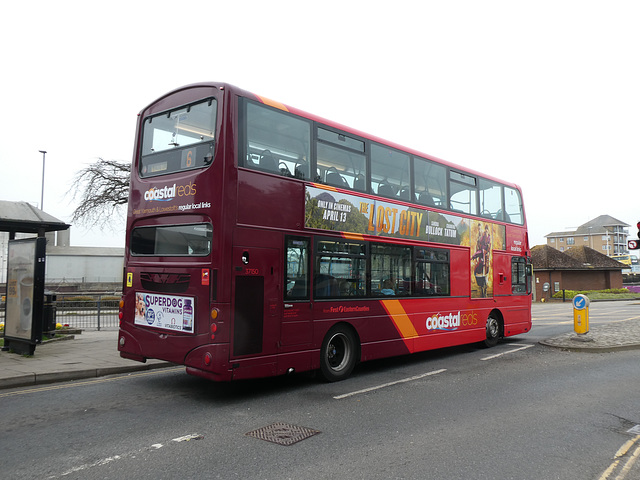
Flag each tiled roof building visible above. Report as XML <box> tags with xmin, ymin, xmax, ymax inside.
<box><xmin>531</xmin><ymin>245</ymin><xmax>625</xmax><ymax>301</ymax></box>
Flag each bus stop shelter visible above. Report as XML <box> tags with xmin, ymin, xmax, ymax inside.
<box><xmin>1</xmin><ymin>200</ymin><xmax>70</xmax><ymax>354</ymax></box>
<box><xmin>0</xmin><ymin>201</ymin><xmax>70</xmax><ymax>239</ymax></box>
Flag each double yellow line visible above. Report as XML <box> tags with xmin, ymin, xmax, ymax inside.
<box><xmin>599</xmin><ymin>435</ymin><xmax>640</xmax><ymax>480</ymax></box>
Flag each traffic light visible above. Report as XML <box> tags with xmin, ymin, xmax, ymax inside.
<box><xmin>631</xmin><ymin>222</ymin><xmax>640</xmax><ymax>250</ymax></box>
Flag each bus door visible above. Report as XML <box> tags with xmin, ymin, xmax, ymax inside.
<box><xmin>231</xmin><ymin>246</ymin><xmax>281</xmax><ymax>358</ymax></box>
<box><xmin>282</xmin><ymin>237</ymin><xmax>312</xmax><ymax>347</ymax></box>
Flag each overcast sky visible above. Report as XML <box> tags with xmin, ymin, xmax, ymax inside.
<box><xmin>2</xmin><ymin>1</ymin><xmax>638</xmax><ymax>250</ymax></box>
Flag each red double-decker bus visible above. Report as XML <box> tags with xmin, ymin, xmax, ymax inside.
<box><xmin>118</xmin><ymin>82</ymin><xmax>532</xmax><ymax>382</ymax></box>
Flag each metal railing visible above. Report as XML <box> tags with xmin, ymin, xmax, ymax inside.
<box><xmin>0</xmin><ymin>294</ymin><xmax>120</xmax><ymax>331</ymax></box>
<box><xmin>53</xmin><ymin>294</ymin><xmax>120</xmax><ymax>330</ymax></box>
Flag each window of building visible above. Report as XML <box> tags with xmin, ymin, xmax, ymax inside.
<box><xmin>567</xmin><ymin>238</ymin><xmax>575</xmax><ymax>245</ymax></box>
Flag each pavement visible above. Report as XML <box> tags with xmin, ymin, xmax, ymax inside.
<box><xmin>0</xmin><ymin>330</ymin><xmax>172</xmax><ymax>390</ymax></box>
<box><xmin>1</xmin><ymin>313</ymin><xmax>640</xmax><ymax>390</ymax></box>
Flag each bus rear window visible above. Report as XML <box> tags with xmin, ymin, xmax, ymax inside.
<box><xmin>140</xmin><ymin>98</ymin><xmax>217</xmax><ymax>177</ymax></box>
<box><xmin>131</xmin><ymin>224</ymin><xmax>212</xmax><ymax>256</ymax></box>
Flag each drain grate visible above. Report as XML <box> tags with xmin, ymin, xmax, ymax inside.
<box><xmin>245</xmin><ymin>422</ymin><xmax>320</xmax><ymax>446</ymax></box>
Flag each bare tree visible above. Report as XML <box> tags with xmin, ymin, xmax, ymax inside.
<box><xmin>68</xmin><ymin>158</ymin><xmax>130</xmax><ymax>228</ymax></box>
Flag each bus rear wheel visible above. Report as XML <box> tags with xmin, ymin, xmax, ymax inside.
<box><xmin>320</xmin><ymin>325</ymin><xmax>358</xmax><ymax>382</ymax></box>
<box><xmin>484</xmin><ymin>313</ymin><xmax>502</xmax><ymax>348</ymax></box>
<box><xmin>483</xmin><ymin>313</ymin><xmax>502</xmax><ymax>348</ymax></box>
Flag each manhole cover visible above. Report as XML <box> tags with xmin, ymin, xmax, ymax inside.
<box><xmin>245</xmin><ymin>422</ymin><xmax>320</xmax><ymax>446</ymax></box>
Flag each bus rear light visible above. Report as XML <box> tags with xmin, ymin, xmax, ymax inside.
<box><xmin>204</xmin><ymin>352</ymin><xmax>212</xmax><ymax>366</ymax></box>
<box><xmin>211</xmin><ymin>307</ymin><xmax>220</xmax><ymax>320</ymax></box>
<box><xmin>210</xmin><ymin>323</ymin><xmax>217</xmax><ymax>341</ymax></box>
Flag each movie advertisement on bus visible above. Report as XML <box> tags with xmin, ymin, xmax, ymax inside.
<box><xmin>305</xmin><ymin>186</ymin><xmax>505</xmax><ymax>248</ymax></box>
<box><xmin>468</xmin><ymin>220</ymin><xmax>505</xmax><ymax>298</ymax></box>
<box><xmin>134</xmin><ymin>292</ymin><xmax>195</xmax><ymax>333</ymax></box>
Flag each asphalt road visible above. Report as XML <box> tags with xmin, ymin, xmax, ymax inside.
<box><xmin>2</xmin><ymin>301</ymin><xmax>640</xmax><ymax>480</ymax></box>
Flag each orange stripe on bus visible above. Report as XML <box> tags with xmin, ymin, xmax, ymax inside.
<box><xmin>311</xmin><ymin>182</ymin><xmax>337</xmax><ymax>192</ymax></box>
<box><xmin>342</xmin><ymin>232</ymin><xmax>364</xmax><ymax>241</ymax></box>
<box><xmin>256</xmin><ymin>95</ymin><xmax>289</xmax><ymax>112</ymax></box>
<box><xmin>380</xmin><ymin>300</ymin><xmax>418</xmax><ymax>350</ymax></box>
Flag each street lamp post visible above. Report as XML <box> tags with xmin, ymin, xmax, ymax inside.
<box><xmin>39</xmin><ymin>150</ymin><xmax>47</xmax><ymax>210</ymax></box>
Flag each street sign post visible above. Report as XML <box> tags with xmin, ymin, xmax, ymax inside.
<box><xmin>572</xmin><ymin>294</ymin><xmax>590</xmax><ymax>335</ymax></box>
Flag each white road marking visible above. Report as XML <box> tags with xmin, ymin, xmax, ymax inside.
<box><xmin>481</xmin><ymin>343</ymin><xmax>534</xmax><ymax>361</ymax></box>
<box><xmin>173</xmin><ymin>433</ymin><xmax>203</xmax><ymax>442</ymax></box>
<box><xmin>333</xmin><ymin>369</ymin><xmax>446</xmax><ymax>400</ymax></box>
<box><xmin>51</xmin><ymin>433</ymin><xmax>202</xmax><ymax>478</ymax></box>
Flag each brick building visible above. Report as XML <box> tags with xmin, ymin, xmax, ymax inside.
<box><xmin>531</xmin><ymin>245</ymin><xmax>625</xmax><ymax>301</ymax></box>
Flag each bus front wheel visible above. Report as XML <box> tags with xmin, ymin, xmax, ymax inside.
<box><xmin>483</xmin><ymin>313</ymin><xmax>502</xmax><ymax>348</ymax></box>
<box><xmin>320</xmin><ymin>325</ymin><xmax>358</xmax><ymax>382</ymax></box>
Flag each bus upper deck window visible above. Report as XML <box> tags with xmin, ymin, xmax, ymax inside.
<box><xmin>245</xmin><ymin>101</ymin><xmax>312</xmax><ymax>180</ymax></box>
<box><xmin>140</xmin><ymin>98</ymin><xmax>217</xmax><ymax>177</ymax></box>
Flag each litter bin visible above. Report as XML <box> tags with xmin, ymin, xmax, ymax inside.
<box><xmin>572</xmin><ymin>294</ymin><xmax>589</xmax><ymax>335</ymax></box>
<box><xmin>43</xmin><ymin>292</ymin><xmax>57</xmax><ymax>334</ymax></box>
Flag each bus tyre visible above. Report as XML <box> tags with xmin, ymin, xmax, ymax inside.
<box><xmin>320</xmin><ymin>325</ymin><xmax>358</xmax><ymax>382</ymax></box>
<box><xmin>483</xmin><ymin>314</ymin><xmax>501</xmax><ymax>348</ymax></box>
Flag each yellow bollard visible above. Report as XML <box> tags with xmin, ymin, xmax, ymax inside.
<box><xmin>572</xmin><ymin>294</ymin><xmax>590</xmax><ymax>335</ymax></box>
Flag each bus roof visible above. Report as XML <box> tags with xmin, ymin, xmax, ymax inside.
<box><xmin>142</xmin><ymin>82</ymin><xmax>524</xmax><ymax>194</ymax></box>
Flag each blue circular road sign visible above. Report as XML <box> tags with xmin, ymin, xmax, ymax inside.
<box><xmin>573</xmin><ymin>294</ymin><xmax>589</xmax><ymax>310</ymax></box>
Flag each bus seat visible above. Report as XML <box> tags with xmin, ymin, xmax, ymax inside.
<box><xmin>354</xmin><ymin>173</ymin><xmax>366</xmax><ymax>191</ymax></box>
<box><xmin>418</xmin><ymin>192</ymin><xmax>435</xmax><ymax>206</ymax></box>
<box><xmin>377</xmin><ymin>183</ymin><xmax>395</xmax><ymax>197</ymax></box>
<box><xmin>279</xmin><ymin>162</ymin><xmax>292</xmax><ymax>177</ymax></box>
<box><xmin>326</xmin><ymin>169</ymin><xmax>349</xmax><ymax>188</ymax></box>
<box><xmin>294</xmin><ymin>162</ymin><xmax>310</xmax><ymax>180</ymax></box>
<box><xmin>497</xmin><ymin>209</ymin><xmax>511</xmax><ymax>223</ymax></box>
<box><xmin>398</xmin><ymin>186</ymin><xmax>411</xmax><ymax>200</ymax></box>
<box><xmin>288</xmin><ymin>280</ymin><xmax>307</xmax><ymax>298</ymax></box>
<box><xmin>259</xmin><ymin>150</ymin><xmax>278</xmax><ymax>172</ymax></box>
<box><xmin>314</xmin><ymin>274</ymin><xmax>339</xmax><ymax>298</ymax></box>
